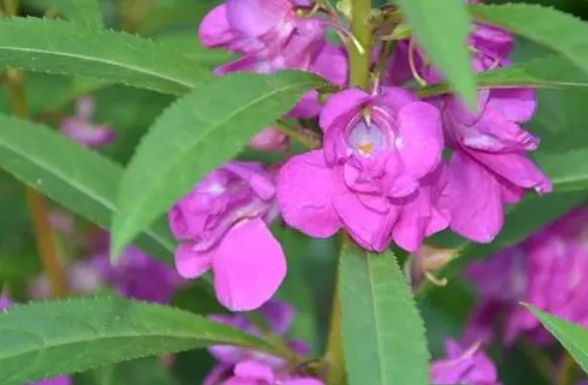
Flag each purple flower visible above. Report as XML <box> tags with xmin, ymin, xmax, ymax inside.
<box><xmin>60</xmin><ymin>96</ymin><xmax>115</xmax><ymax>148</ymax></box>
<box><xmin>431</xmin><ymin>340</ymin><xmax>501</xmax><ymax>385</ymax></box>
<box><xmin>169</xmin><ymin>161</ymin><xmax>286</xmax><ymax>311</ymax></box>
<box><xmin>199</xmin><ymin>0</ymin><xmax>326</xmax><ymax>74</ymax></box>
<box><xmin>91</xmin><ymin>245</ymin><xmax>184</xmax><ymax>304</ymax></box>
<box><xmin>30</xmin><ymin>233</ymin><xmax>183</xmax><ymax>304</ymax></box>
<box><xmin>204</xmin><ymin>301</ymin><xmax>323</xmax><ymax>385</ymax></box>
<box><xmin>250</xmin><ymin>127</ymin><xmax>289</xmax><ymax>152</ymax></box>
<box><xmin>277</xmin><ymin>87</ymin><xmax>449</xmax><ymax>252</ymax></box>
<box><xmin>0</xmin><ymin>291</ymin><xmax>12</xmax><ymax>310</ymax></box>
<box><xmin>439</xmin><ymin>89</ymin><xmax>551</xmax><ymax>243</ymax></box>
<box><xmin>0</xmin><ymin>292</ymin><xmax>72</xmax><ymax>385</ymax></box>
<box><xmin>465</xmin><ymin>209</ymin><xmax>588</xmax><ymax>345</ymax></box>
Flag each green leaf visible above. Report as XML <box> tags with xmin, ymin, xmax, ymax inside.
<box><xmin>0</xmin><ymin>296</ymin><xmax>276</xmax><ymax>385</ymax></box>
<box><xmin>111</xmin><ymin>71</ymin><xmax>324</xmax><ymax>257</ymax></box>
<box><xmin>340</xmin><ymin>242</ymin><xmax>430</xmax><ymax>385</ymax></box>
<box><xmin>525</xmin><ymin>305</ymin><xmax>588</xmax><ymax>375</ymax></box>
<box><xmin>418</xmin><ymin>55</ymin><xmax>588</xmax><ymax>97</ymax></box>
<box><xmin>535</xmin><ymin>148</ymin><xmax>588</xmax><ymax>193</ymax></box>
<box><xmin>392</xmin><ymin>0</ymin><xmax>476</xmax><ymax>105</ymax></box>
<box><xmin>0</xmin><ymin>18</ymin><xmax>209</xmax><ymax>95</ymax></box>
<box><xmin>155</xmin><ymin>32</ymin><xmax>236</xmax><ymax>68</ymax></box>
<box><xmin>470</xmin><ymin>3</ymin><xmax>588</xmax><ymax>81</ymax></box>
<box><xmin>23</xmin><ymin>0</ymin><xmax>104</xmax><ymax>28</ymax></box>
<box><xmin>77</xmin><ymin>357</ymin><xmax>179</xmax><ymax>385</ymax></box>
<box><xmin>0</xmin><ymin>112</ymin><xmax>175</xmax><ymax>262</ymax></box>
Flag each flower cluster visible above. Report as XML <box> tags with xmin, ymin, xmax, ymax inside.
<box><xmin>203</xmin><ymin>299</ymin><xmax>503</xmax><ymax>385</ymax></box>
<box><xmin>464</xmin><ymin>208</ymin><xmax>588</xmax><ymax>345</ymax></box>
<box><xmin>166</xmin><ymin>0</ymin><xmax>553</xmax><ymax>312</ymax></box>
<box><xmin>204</xmin><ymin>301</ymin><xmax>324</xmax><ymax>385</ymax></box>
<box><xmin>169</xmin><ymin>161</ymin><xmax>286</xmax><ymax>311</ymax></box>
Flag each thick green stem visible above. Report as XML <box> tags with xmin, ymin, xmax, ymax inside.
<box><xmin>349</xmin><ymin>0</ymin><xmax>373</xmax><ymax>89</ymax></box>
<box><xmin>556</xmin><ymin>353</ymin><xmax>575</xmax><ymax>385</ymax></box>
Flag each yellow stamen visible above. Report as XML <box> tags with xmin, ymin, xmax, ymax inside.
<box><xmin>358</xmin><ymin>142</ymin><xmax>374</xmax><ymax>155</ymax></box>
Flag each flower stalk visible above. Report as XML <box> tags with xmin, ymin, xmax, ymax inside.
<box><xmin>348</xmin><ymin>0</ymin><xmax>373</xmax><ymax>89</ymax></box>
<box><xmin>5</xmin><ymin>68</ymin><xmax>68</xmax><ymax>298</ymax></box>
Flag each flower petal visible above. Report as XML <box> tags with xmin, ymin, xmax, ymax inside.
<box><xmin>393</xmin><ymin>187</ymin><xmax>449</xmax><ymax>252</ymax></box>
<box><xmin>284</xmin><ymin>379</ymin><xmax>326</xmax><ymax>385</ymax></box>
<box><xmin>467</xmin><ymin>150</ymin><xmax>552</xmax><ymax>194</ymax></box>
<box><xmin>440</xmin><ymin>152</ymin><xmax>504</xmax><ymax>243</ymax></box>
<box><xmin>380</xmin><ymin>86</ymin><xmax>419</xmax><ymax>111</ymax></box>
<box><xmin>227</xmin><ymin>0</ymin><xmax>289</xmax><ymax>36</ymax></box>
<box><xmin>174</xmin><ymin>243</ymin><xmax>213</xmax><ymax>279</ymax></box>
<box><xmin>213</xmin><ymin>218</ymin><xmax>286</xmax><ymax>311</ymax></box>
<box><xmin>234</xmin><ymin>360</ymin><xmax>275</xmax><ymax>383</ymax></box>
<box><xmin>486</xmin><ymin>88</ymin><xmax>536</xmax><ymax>123</ymax></box>
<box><xmin>224</xmin><ymin>161</ymin><xmax>276</xmax><ymax>200</ymax></box>
<box><xmin>198</xmin><ymin>5</ymin><xmax>236</xmax><ymax>48</ymax></box>
<box><xmin>333</xmin><ymin>191</ymin><xmax>397</xmax><ymax>252</ymax></box>
<box><xmin>261</xmin><ymin>301</ymin><xmax>295</xmax><ymax>335</ymax></box>
<box><xmin>319</xmin><ymin>88</ymin><xmax>370</xmax><ymax>133</ymax></box>
<box><xmin>396</xmin><ymin>102</ymin><xmax>443</xmax><ymax>179</ymax></box>
<box><xmin>277</xmin><ymin>151</ymin><xmax>341</xmax><ymax>237</ymax></box>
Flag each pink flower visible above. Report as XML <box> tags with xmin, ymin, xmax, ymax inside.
<box><xmin>199</xmin><ymin>0</ymin><xmax>326</xmax><ymax>74</ymax></box>
<box><xmin>199</xmin><ymin>0</ymin><xmax>348</xmax><ymax>119</ymax></box>
<box><xmin>278</xmin><ymin>87</ymin><xmax>449</xmax><ymax>252</ymax></box>
<box><xmin>250</xmin><ymin>127</ymin><xmax>289</xmax><ymax>152</ymax></box>
<box><xmin>431</xmin><ymin>340</ymin><xmax>501</xmax><ymax>385</ymax></box>
<box><xmin>440</xmin><ymin>89</ymin><xmax>552</xmax><ymax>243</ymax></box>
<box><xmin>90</xmin><ymin>243</ymin><xmax>184</xmax><ymax>304</ymax></box>
<box><xmin>204</xmin><ymin>301</ymin><xmax>323</xmax><ymax>385</ymax></box>
<box><xmin>60</xmin><ymin>96</ymin><xmax>115</xmax><ymax>148</ymax></box>
<box><xmin>29</xmin><ymin>232</ymin><xmax>183</xmax><ymax>304</ymax></box>
<box><xmin>169</xmin><ymin>161</ymin><xmax>286</xmax><ymax>311</ymax></box>
<box><xmin>465</xmin><ymin>209</ymin><xmax>588</xmax><ymax>345</ymax></box>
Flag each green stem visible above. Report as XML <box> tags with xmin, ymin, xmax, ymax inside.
<box><xmin>275</xmin><ymin>121</ymin><xmax>321</xmax><ymax>149</ymax></box>
<box><xmin>349</xmin><ymin>0</ymin><xmax>373</xmax><ymax>89</ymax></box>
<box><xmin>556</xmin><ymin>353</ymin><xmax>575</xmax><ymax>385</ymax></box>
<box><xmin>7</xmin><ymin>69</ymin><xmax>69</xmax><ymax>299</ymax></box>
<box><xmin>324</xmin><ymin>281</ymin><xmax>345</xmax><ymax>385</ymax></box>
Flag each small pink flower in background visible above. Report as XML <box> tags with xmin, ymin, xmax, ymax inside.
<box><xmin>278</xmin><ymin>87</ymin><xmax>449</xmax><ymax>252</ymax></box>
<box><xmin>204</xmin><ymin>301</ymin><xmax>324</xmax><ymax>385</ymax></box>
<box><xmin>169</xmin><ymin>161</ymin><xmax>286</xmax><ymax>311</ymax></box>
<box><xmin>0</xmin><ymin>292</ymin><xmax>72</xmax><ymax>385</ymax></box>
<box><xmin>30</xmin><ymin>232</ymin><xmax>183</xmax><ymax>305</ymax></box>
<box><xmin>465</xmin><ymin>209</ymin><xmax>588</xmax><ymax>345</ymax></box>
<box><xmin>199</xmin><ymin>0</ymin><xmax>326</xmax><ymax>74</ymax></box>
<box><xmin>60</xmin><ymin>96</ymin><xmax>115</xmax><ymax>148</ymax></box>
<box><xmin>250</xmin><ymin>127</ymin><xmax>289</xmax><ymax>152</ymax></box>
<box><xmin>431</xmin><ymin>340</ymin><xmax>501</xmax><ymax>385</ymax></box>
<box><xmin>90</xmin><ymin>244</ymin><xmax>184</xmax><ymax>304</ymax></box>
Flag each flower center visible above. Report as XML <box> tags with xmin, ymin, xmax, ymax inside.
<box><xmin>348</xmin><ymin>120</ymin><xmax>386</xmax><ymax>157</ymax></box>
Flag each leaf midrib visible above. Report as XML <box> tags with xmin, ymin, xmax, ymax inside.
<box><xmin>0</xmin><ymin>132</ymin><xmax>175</xmax><ymax>252</ymax></box>
<box><xmin>0</xmin><ymin>46</ymin><xmax>194</xmax><ymax>90</ymax></box>
<box><xmin>367</xmin><ymin>255</ymin><xmax>387</xmax><ymax>385</ymax></box>
<box><xmin>116</xmin><ymin>79</ymin><xmax>320</xmax><ymax>242</ymax></box>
